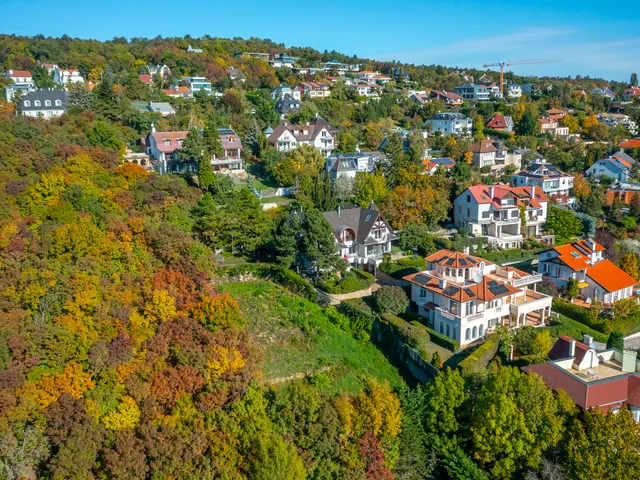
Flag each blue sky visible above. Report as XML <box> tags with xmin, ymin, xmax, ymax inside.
<box><xmin>1</xmin><ymin>0</ymin><xmax>639</xmax><ymax>82</ymax></box>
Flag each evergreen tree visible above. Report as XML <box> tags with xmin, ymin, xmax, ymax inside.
<box><xmin>631</xmin><ymin>72</ymin><xmax>638</xmax><ymax>87</ymax></box>
<box><xmin>198</xmin><ymin>159</ymin><xmax>216</xmax><ymax>191</ymax></box>
<box><xmin>177</xmin><ymin>128</ymin><xmax>206</xmax><ymax>163</ymax></box>
<box><xmin>32</xmin><ymin>64</ymin><xmax>55</xmax><ymax>88</ymax></box>
<box><xmin>203</xmin><ymin>121</ymin><xmax>224</xmax><ymax>159</ymax></box>
<box><xmin>630</xmin><ymin>192</ymin><xmax>640</xmax><ymax>218</ymax></box>
<box><xmin>606</xmin><ymin>331</ymin><xmax>625</xmax><ymax>350</ymax></box>
<box><xmin>516</xmin><ymin>110</ymin><xmax>540</xmax><ymax>136</ymax></box>
<box><xmin>245</xmin><ymin>119</ymin><xmax>261</xmax><ymax>157</ymax></box>
<box><xmin>384</xmin><ymin>133</ymin><xmax>409</xmax><ymax>186</ymax></box>
<box><xmin>309</xmin><ymin>176</ymin><xmax>338</xmax><ymax>211</ymax></box>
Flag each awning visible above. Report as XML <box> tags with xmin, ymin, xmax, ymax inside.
<box><xmin>578</xmin><ymin>281</ymin><xmax>589</xmax><ymax>288</ymax></box>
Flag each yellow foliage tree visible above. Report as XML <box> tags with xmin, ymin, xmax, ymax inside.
<box><xmin>23</xmin><ymin>361</ymin><xmax>95</xmax><ymax>410</ymax></box>
<box><xmin>356</xmin><ymin>379</ymin><xmax>402</xmax><ymax>438</ymax></box>
<box><xmin>193</xmin><ymin>294</ymin><xmax>242</xmax><ymax>331</ymax></box>
<box><xmin>144</xmin><ymin>289</ymin><xmax>177</xmax><ymax>322</ymax></box>
<box><xmin>464</xmin><ymin>151</ymin><xmax>473</xmax><ymax>165</ymax></box>
<box><xmin>207</xmin><ymin>346</ymin><xmax>246</xmax><ymax>377</ymax></box>
<box><xmin>102</xmin><ymin>395</ymin><xmax>141</xmax><ymax>430</ymax></box>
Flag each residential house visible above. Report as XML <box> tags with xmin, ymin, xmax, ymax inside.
<box><xmin>17</xmin><ymin>89</ymin><xmax>68</xmax><ymax>119</ymax></box>
<box><xmin>323</xmin><ymin>60</ymin><xmax>361</xmax><ymax>73</ymax></box>
<box><xmin>148</xmin><ymin>64</ymin><xmax>171</xmax><ymax>80</ymax></box>
<box><xmin>138</xmin><ymin>74</ymin><xmax>153</xmax><ymax>86</ymax></box>
<box><xmin>506</xmin><ymin>83</ymin><xmax>522</xmax><ymax>98</ymax></box>
<box><xmin>538</xmin><ymin>238</ymin><xmax>638</xmax><ymax>304</ymax></box>
<box><xmin>266</xmin><ymin>116</ymin><xmax>336</xmax><ymax>156</ymax></box>
<box><xmin>163</xmin><ymin>89</ymin><xmax>182</xmax><ymax>98</ymax></box>
<box><xmin>597</xmin><ymin>113</ymin><xmax>638</xmax><ymax>135</ymax></box>
<box><xmin>425</xmin><ymin>112</ymin><xmax>472</xmax><ymax>136</ymax></box>
<box><xmin>355</xmin><ymin>71</ymin><xmax>391</xmax><ymax>85</ymax></box>
<box><xmin>350</xmin><ymin>83</ymin><xmax>382</xmax><ymax>98</ymax></box>
<box><xmin>538</xmin><ymin>117</ymin><xmax>570</xmax><ymax>137</ymax></box>
<box><xmin>226</xmin><ymin>67</ymin><xmax>246</xmax><ymax>82</ymax></box>
<box><xmin>429</xmin><ymin>90</ymin><xmax>463</xmax><ymax>106</ymax></box>
<box><xmin>410</xmin><ymin>92</ymin><xmax>430</xmax><ymax>105</ymax></box>
<box><xmin>186</xmin><ymin>44</ymin><xmax>203</xmax><ymax>53</ymax></box>
<box><xmin>421</xmin><ymin>157</ymin><xmax>455</xmax><ymax>175</ymax></box>
<box><xmin>145</xmin><ymin>129</ymin><xmax>189</xmax><ymax>174</ymax></box>
<box><xmin>470</xmin><ymin>139</ymin><xmax>498</xmax><ymax>168</ymax></box>
<box><xmin>454</xmin><ymin>83</ymin><xmax>490</xmax><ymax>101</ymax></box>
<box><xmin>235</xmin><ymin>52</ymin><xmax>270</xmax><ymax>61</ymax></box>
<box><xmin>606</xmin><ymin>181</ymin><xmax>640</xmax><ymax>205</ymax></box>
<box><xmin>325</xmin><ymin>157</ymin><xmax>357</xmax><ymax>183</ymax></box>
<box><xmin>547</xmin><ymin>108</ymin><xmax>567</xmax><ymax>122</ymax></box>
<box><xmin>275</xmin><ymin>94</ymin><xmax>301</xmax><ymax>117</ymax></box>
<box><xmin>53</xmin><ymin>68</ymin><xmax>84</xmax><ymax>86</ymax></box>
<box><xmin>181</xmin><ymin>76</ymin><xmax>212</xmax><ymax>95</ymax></box>
<box><xmin>485</xmin><ymin>113</ymin><xmax>514</xmax><ymax>132</ymax></box>
<box><xmin>147</xmin><ymin>102</ymin><xmax>176</xmax><ymax>117</ymax></box>
<box><xmin>169</xmin><ymin>85</ymin><xmax>193</xmax><ymax>99</ymax></box>
<box><xmin>270</xmin><ymin>85</ymin><xmax>301</xmax><ymax>101</ymax></box>
<box><xmin>123</xmin><ymin>152</ymin><xmax>154</xmax><ymax>171</ymax></box>
<box><xmin>326</xmin><ymin>152</ymin><xmax>381</xmax><ymax>178</ymax></box>
<box><xmin>454</xmin><ymin>184</ymin><xmax>550</xmax><ymax>248</ymax></box>
<box><xmin>404</xmin><ymin>248</ymin><xmax>552</xmax><ymax>346</ymax></box>
<box><xmin>322</xmin><ymin>203</ymin><xmax>397</xmax><ymax>275</ymax></box>
<box><xmin>623</xmin><ymin>87</ymin><xmax>640</xmax><ymax>102</ymax></box>
<box><xmin>591</xmin><ymin>87</ymin><xmax>616</xmax><ymax>100</ymax></box>
<box><xmin>42</xmin><ymin>63</ymin><xmax>59</xmax><ymax>74</ymax></box>
<box><xmin>3</xmin><ymin>70</ymin><xmax>36</xmax><ymax>101</ymax></box>
<box><xmin>523</xmin><ymin>336</ymin><xmax>640</xmax><ymax>420</ymax></box>
<box><xmin>480</xmin><ymin>82</ymin><xmax>501</xmax><ymax>98</ymax></box>
<box><xmin>212</xmin><ymin>128</ymin><xmax>244</xmax><ymax>173</ymax></box>
<box><xmin>521</xmin><ymin>83</ymin><xmax>537</xmax><ymax>95</ymax></box>
<box><xmin>620</xmin><ymin>139</ymin><xmax>640</xmax><ymax>149</ymax></box>
<box><xmin>586</xmin><ymin>157</ymin><xmax>632</xmax><ymax>182</ymax></box>
<box><xmin>269</xmin><ymin>54</ymin><xmax>297</xmax><ymax>68</ymax></box>
<box><xmin>512</xmin><ymin>160</ymin><xmax>575</xmax><ymax>204</ymax></box>
<box><xmin>297</xmin><ymin>82</ymin><xmax>330</xmax><ymax>98</ymax></box>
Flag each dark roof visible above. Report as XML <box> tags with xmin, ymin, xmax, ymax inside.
<box><xmin>322</xmin><ymin>205</ymin><xmax>395</xmax><ymax>245</ymax></box>
<box><xmin>18</xmin><ymin>89</ymin><xmax>68</xmax><ymax>111</ymax></box>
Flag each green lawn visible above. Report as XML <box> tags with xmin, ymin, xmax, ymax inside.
<box><xmin>220</xmin><ymin>280</ymin><xmax>404</xmax><ymax>394</ymax></box>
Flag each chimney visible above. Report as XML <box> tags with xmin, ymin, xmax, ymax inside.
<box><xmin>583</xmin><ymin>334</ymin><xmax>594</xmax><ymax>348</ymax></box>
<box><xmin>569</xmin><ymin>339</ymin><xmax>576</xmax><ymax>358</ymax></box>
<box><xmin>337</xmin><ymin>205</ymin><xmax>341</xmax><ymax>217</ymax></box>
<box><xmin>489</xmin><ymin>186</ymin><xmax>494</xmax><ymax>199</ymax></box>
<box><xmin>530</xmin><ymin>185</ymin><xmax>535</xmax><ymax>198</ymax></box>
<box><xmin>463</xmin><ymin>246</ymin><xmax>470</xmax><ymax>255</ymax></box>
<box><xmin>439</xmin><ymin>278</ymin><xmax>447</xmax><ymax>289</ymax></box>
<box><xmin>151</xmin><ymin>122</ymin><xmax>156</xmax><ymax>133</ymax></box>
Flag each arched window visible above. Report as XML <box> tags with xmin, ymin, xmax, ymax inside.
<box><xmin>446</xmin><ymin>324</ymin><xmax>450</xmax><ymax>338</ymax></box>
<box><xmin>34</xmin><ymin>100</ymin><xmax>41</xmax><ymax>107</ymax></box>
<box><xmin>55</xmin><ymin>100</ymin><xmax>62</xmax><ymax>106</ymax></box>
<box><xmin>480</xmin><ymin>262</ymin><xmax>485</xmax><ymax>270</ymax></box>
<box><xmin>343</xmin><ymin>228</ymin><xmax>355</xmax><ymax>242</ymax></box>
<box><xmin>445</xmin><ymin>268</ymin><xmax>450</xmax><ymax>276</ymax></box>
<box><xmin>465</xmin><ymin>328</ymin><xmax>471</xmax><ymax>341</ymax></box>
<box><xmin>458</xmin><ymin>269</ymin><xmax>463</xmax><ymax>277</ymax></box>
<box><xmin>23</xmin><ymin>100</ymin><xmax>30</xmax><ymax>107</ymax></box>
<box><xmin>472</xmin><ymin>326</ymin><xmax>477</xmax><ymax>338</ymax></box>
<box><xmin>479</xmin><ymin>324</ymin><xmax>484</xmax><ymax>337</ymax></box>
<box><xmin>44</xmin><ymin>100</ymin><xmax>51</xmax><ymax>106</ymax></box>
<box><xmin>452</xmin><ymin>327</ymin><xmax>457</xmax><ymax>340</ymax></box>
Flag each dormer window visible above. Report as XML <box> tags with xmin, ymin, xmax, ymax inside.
<box><xmin>34</xmin><ymin>100</ymin><xmax>41</xmax><ymax>107</ymax></box>
<box><xmin>23</xmin><ymin>100</ymin><xmax>30</xmax><ymax>107</ymax></box>
<box><xmin>164</xmin><ymin>139</ymin><xmax>171</xmax><ymax>146</ymax></box>
<box><xmin>55</xmin><ymin>100</ymin><xmax>62</xmax><ymax>106</ymax></box>
<box><xmin>44</xmin><ymin>100</ymin><xmax>51</xmax><ymax>106</ymax></box>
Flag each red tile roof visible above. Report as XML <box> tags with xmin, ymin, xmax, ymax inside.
<box><xmin>465</xmin><ymin>184</ymin><xmax>548</xmax><ymax>209</ymax></box>
<box><xmin>150</xmin><ymin>131</ymin><xmax>188</xmax><ymax>154</ymax></box>
<box><xmin>485</xmin><ymin>113</ymin><xmax>508</xmax><ymax>129</ymax></box>
<box><xmin>7</xmin><ymin>70</ymin><xmax>31</xmax><ymax>78</ymax></box>
<box><xmin>470</xmin><ymin>139</ymin><xmax>497</xmax><ymax>153</ymax></box>
<box><xmin>404</xmin><ymin>271</ymin><xmax>520</xmax><ymax>302</ymax></box>
<box><xmin>586</xmin><ymin>259</ymin><xmax>638</xmax><ymax>293</ymax></box>
<box><xmin>139</xmin><ymin>74</ymin><xmax>153</xmax><ymax>84</ymax></box>
<box><xmin>424</xmin><ymin>249</ymin><xmax>491</xmax><ymax>268</ymax></box>
<box><xmin>620</xmin><ymin>139</ymin><xmax>640</xmax><ymax>148</ymax></box>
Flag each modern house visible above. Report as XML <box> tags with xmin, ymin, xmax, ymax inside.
<box><xmin>606</xmin><ymin>181</ymin><xmax>640</xmax><ymax>205</ymax></box>
<box><xmin>53</xmin><ymin>68</ymin><xmax>84</xmax><ymax>86</ymax></box>
<box><xmin>3</xmin><ymin>70</ymin><xmax>36</xmax><ymax>101</ymax></box>
<box><xmin>322</xmin><ymin>203</ymin><xmax>397</xmax><ymax>275</ymax></box>
<box><xmin>275</xmin><ymin>94</ymin><xmax>301</xmax><ymax>117</ymax></box>
<box><xmin>266</xmin><ymin>117</ymin><xmax>335</xmax><ymax>156</ymax></box>
<box><xmin>351</xmin><ymin>84</ymin><xmax>382</xmax><ymax>98</ymax></box>
<box><xmin>404</xmin><ymin>248</ymin><xmax>553</xmax><ymax>346</ymax></box>
<box><xmin>591</xmin><ymin>87</ymin><xmax>616</xmax><ymax>100</ymax></box>
<box><xmin>429</xmin><ymin>90</ymin><xmax>463</xmax><ymax>106</ymax></box>
<box><xmin>512</xmin><ymin>160</ymin><xmax>575</xmax><ymax>205</ymax></box>
<box><xmin>17</xmin><ymin>89</ymin><xmax>68</xmax><ymax>118</ymax></box>
<box><xmin>271</xmin><ymin>85</ymin><xmax>301</xmax><ymax>101</ymax></box>
<box><xmin>421</xmin><ymin>157</ymin><xmax>456</xmax><ymax>175</ymax></box>
<box><xmin>469</xmin><ymin>139</ymin><xmax>521</xmax><ymax>171</ymax></box>
<box><xmin>623</xmin><ymin>87</ymin><xmax>640</xmax><ymax>102</ymax></box>
<box><xmin>505</xmin><ymin>84</ymin><xmax>522</xmax><ymax>98</ymax></box>
<box><xmin>181</xmin><ymin>76</ymin><xmax>212</xmax><ymax>95</ymax></box>
<box><xmin>424</xmin><ymin>112</ymin><xmax>472</xmax><ymax>136</ymax></box>
<box><xmin>269</xmin><ymin>54</ymin><xmax>298</xmax><ymax>68</ymax></box>
<box><xmin>454</xmin><ymin>184</ymin><xmax>550</xmax><ymax>248</ymax></box>
<box><xmin>326</xmin><ymin>152</ymin><xmax>380</xmax><ymax>178</ymax></box>
<box><xmin>212</xmin><ymin>128</ymin><xmax>244</xmax><ymax>173</ymax></box>
<box><xmin>485</xmin><ymin>113</ymin><xmax>514</xmax><ymax>132</ymax></box>
<box><xmin>454</xmin><ymin>83</ymin><xmax>490</xmax><ymax>101</ymax></box>
<box><xmin>134</xmin><ymin>101</ymin><xmax>176</xmax><ymax>117</ymax></box>
<box><xmin>326</xmin><ymin>157</ymin><xmax>357</xmax><ymax>182</ymax></box>
<box><xmin>538</xmin><ymin>117</ymin><xmax>570</xmax><ymax>137</ymax></box>
<box><xmin>596</xmin><ymin>113</ymin><xmax>638</xmax><ymax>135</ymax></box>
<box><xmin>355</xmin><ymin>71</ymin><xmax>392</xmax><ymax>85</ymax></box>
<box><xmin>586</xmin><ymin>157</ymin><xmax>633</xmax><ymax>182</ymax></box>
<box><xmin>523</xmin><ymin>336</ymin><xmax>640</xmax><ymax>420</ymax></box>
<box><xmin>538</xmin><ymin>238</ymin><xmax>639</xmax><ymax>304</ymax></box>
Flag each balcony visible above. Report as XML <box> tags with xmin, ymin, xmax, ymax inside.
<box><xmin>511</xmin><ymin>274</ymin><xmax>543</xmax><ymax>288</ymax></box>
<box><xmin>493</xmin><ymin>216</ymin><xmax>520</xmax><ymax>224</ymax></box>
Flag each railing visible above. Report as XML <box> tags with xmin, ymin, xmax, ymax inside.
<box><xmin>512</xmin><ymin>274</ymin><xmax>542</xmax><ymax>287</ymax></box>
<box><xmin>466</xmin><ymin>312</ymin><xmax>484</xmax><ymax>321</ymax></box>
<box><xmin>436</xmin><ymin>307</ymin><xmax>458</xmax><ymax>321</ymax></box>
<box><xmin>493</xmin><ymin>216</ymin><xmax>519</xmax><ymax>224</ymax></box>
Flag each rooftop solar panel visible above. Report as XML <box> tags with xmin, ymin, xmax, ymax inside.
<box><xmin>489</xmin><ymin>284</ymin><xmax>510</xmax><ymax>295</ymax></box>
<box><xmin>443</xmin><ymin>286</ymin><xmax>459</xmax><ymax>297</ymax></box>
<box><xmin>463</xmin><ymin>287</ymin><xmax>476</xmax><ymax>297</ymax></box>
<box><xmin>414</xmin><ymin>274</ymin><xmax>431</xmax><ymax>285</ymax></box>
<box><xmin>487</xmin><ymin>280</ymin><xmax>499</xmax><ymax>287</ymax></box>
<box><xmin>446</xmin><ymin>258</ymin><xmax>456</xmax><ymax>265</ymax></box>
<box><xmin>218</xmin><ymin>128</ymin><xmax>235</xmax><ymax>135</ymax></box>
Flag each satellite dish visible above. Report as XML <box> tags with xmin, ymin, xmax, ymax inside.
<box><xmin>473</xmin><ymin>274</ymin><xmax>483</xmax><ymax>284</ymax></box>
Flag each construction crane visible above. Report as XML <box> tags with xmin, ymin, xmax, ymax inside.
<box><xmin>482</xmin><ymin>59</ymin><xmax>562</xmax><ymax>97</ymax></box>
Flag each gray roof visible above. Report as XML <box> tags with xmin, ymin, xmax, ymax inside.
<box><xmin>18</xmin><ymin>89</ymin><xmax>67</xmax><ymax>111</ymax></box>
<box><xmin>428</xmin><ymin>112</ymin><xmax>470</xmax><ymax>121</ymax></box>
<box><xmin>322</xmin><ymin>204</ymin><xmax>396</xmax><ymax>245</ymax></box>
<box><xmin>149</xmin><ymin>102</ymin><xmax>175</xmax><ymax>113</ymax></box>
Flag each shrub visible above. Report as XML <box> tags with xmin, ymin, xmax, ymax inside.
<box><xmin>552</xmin><ymin>299</ymin><xmax>605</xmax><ymax>332</ymax></box>
<box><xmin>475</xmin><ymin>246</ymin><xmax>545</xmax><ymax>264</ymax></box>
<box><xmin>319</xmin><ymin>269</ymin><xmax>374</xmax><ymax>294</ymax></box>
<box><xmin>607</xmin><ymin>331</ymin><xmax>625</xmax><ymax>350</ymax></box>
<box><xmin>380</xmin><ymin>256</ymin><xmax>427</xmax><ymax>279</ymax></box>
<box><xmin>459</xmin><ymin>334</ymin><xmax>499</xmax><ymax>376</ymax></box>
<box><xmin>548</xmin><ymin>314</ymin><xmax>608</xmax><ymax>343</ymax></box>
<box><xmin>339</xmin><ymin>299</ymin><xmax>375</xmax><ymax>340</ymax></box>
<box><xmin>373</xmin><ymin>286</ymin><xmax>409</xmax><ymax>314</ymax></box>
<box><xmin>219</xmin><ymin>264</ymin><xmax>316</xmax><ymax>300</ymax></box>
<box><xmin>380</xmin><ymin>313</ymin><xmax>431</xmax><ymax>359</ymax></box>
<box><xmin>420</xmin><ymin>324</ymin><xmax>460</xmax><ymax>352</ymax></box>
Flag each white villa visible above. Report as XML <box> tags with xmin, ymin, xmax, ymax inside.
<box><xmin>405</xmin><ymin>249</ymin><xmax>553</xmax><ymax>346</ymax></box>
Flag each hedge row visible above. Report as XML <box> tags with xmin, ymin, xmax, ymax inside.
<box><xmin>552</xmin><ymin>299</ymin><xmax>606</xmax><ymax>332</ymax></box>
<box><xmin>219</xmin><ymin>263</ymin><xmax>317</xmax><ymax>300</ymax></box>
<box><xmin>548</xmin><ymin>313</ymin><xmax>608</xmax><ymax>343</ymax></box>
<box><xmin>379</xmin><ymin>313</ymin><xmax>432</xmax><ymax>360</ymax></box>
<box><xmin>421</xmin><ymin>325</ymin><xmax>460</xmax><ymax>352</ymax></box>
<box><xmin>458</xmin><ymin>334</ymin><xmax>500</xmax><ymax>375</ymax></box>
<box><xmin>475</xmin><ymin>247</ymin><xmax>545</xmax><ymax>264</ymax></box>
<box><xmin>320</xmin><ymin>269</ymin><xmax>375</xmax><ymax>294</ymax></box>
<box><xmin>380</xmin><ymin>256</ymin><xmax>426</xmax><ymax>279</ymax></box>
<box><xmin>340</xmin><ymin>299</ymin><xmax>376</xmax><ymax>339</ymax></box>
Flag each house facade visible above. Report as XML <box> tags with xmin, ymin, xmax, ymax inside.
<box><xmin>538</xmin><ymin>238</ymin><xmax>639</xmax><ymax>304</ymax></box>
<box><xmin>606</xmin><ymin>181</ymin><xmax>640</xmax><ymax>205</ymax></box>
<box><xmin>17</xmin><ymin>89</ymin><xmax>68</xmax><ymax>118</ymax></box>
<box><xmin>597</xmin><ymin>113</ymin><xmax>638</xmax><ymax>135</ymax></box>
<box><xmin>181</xmin><ymin>76</ymin><xmax>212</xmax><ymax>95</ymax></box>
<box><xmin>454</xmin><ymin>83</ymin><xmax>490</xmax><ymax>101</ymax></box>
<box><xmin>524</xmin><ymin>336</ymin><xmax>640</xmax><ymax>420</ymax></box>
<box><xmin>485</xmin><ymin>113</ymin><xmax>514</xmax><ymax>132</ymax></box>
<box><xmin>591</xmin><ymin>87</ymin><xmax>616</xmax><ymax>100</ymax></box>
<box><xmin>586</xmin><ymin>158</ymin><xmax>632</xmax><ymax>182</ymax></box>
<box><xmin>297</xmin><ymin>82</ymin><xmax>330</xmax><ymax>98</ymax></box>
<box><xmin>538</xmin><ymin>117</ymin><xmax>570</xmax><ymax>137</ymax></box>
<box><xmin>266</xmin><ymin>117</ymin><xmax>335</xmax><ymax>156</ymax></box>
<box><xmin>275</xmin><ymin>94</ymin><xmax>301</xmax><ymax>117</ymax></box>
<box><xmin>271</xmin><ymin>85</ymin><xmax>301</xmax><ymax>101</ymax></box>
<box><xmin>326</xmin><ymin>152</ymin><xmax>379</xmax><ymax>177</ymax></box>
<box><xmin>421</xmin><ymin>157</ymin><xmax>455</xmax><ymax>175</ymax></box>
<box><xmin>429</xmin><ymin>90</ymin><xmax>463</xmax><ymax>105</ymax></box>
<box><xmin>405</xmin><ymin>249</ymin><xmax>552</xmax><ymax>347</ymax></box>
<box><xmin>3</xmin><ymin>70</ymin><xmax>36</xmax><ymax>101</ymax></box>
<box><xmin>322</xmin><ymin>204</ymin><xmax>397</xmax><ymax>275</ymax></box>
<box><xmin>212</xmin><ymin>128</ymin><xmax>244</xmax><ymax>173</ymax></box>
<box><xmin>53</xmin><ymin>68</ymin><xmax>84</xmax><ymax>85</ymax></box>
<box><xmin>454</xmin><ymin>184</ymin><xmax>549</xmax><ymax>248</ymax></box>
<box><xmin>469</xmin><ymin>139</ymin><xmax>521</xmax><ymax>172</ymax></box>
<box><xmin>512</xmin><ymin>160</ymin><xmax>575</xmax><ymax>204</ymax></box>
<box><xmin>425</xmin><ymin>112</ymin><xmax>472</xmax><ymax>136</ymax></box>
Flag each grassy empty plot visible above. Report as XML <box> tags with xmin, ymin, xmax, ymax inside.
<box><xmin>220</xmin><ymin>280</ymin><xmax>404</xmax><ymax>394</ymax></box>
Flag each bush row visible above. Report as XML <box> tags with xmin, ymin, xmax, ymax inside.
<box><xmin>339</xmin><ymin>299</ymin><xmax>376</xmax><ymax>339</ymax></box>
<box><xmin>552</xmin><ymin>299</ymin><xmax>606</xmax><ymax>333</ymax></box>
<box><xmin>475</xmin><ymin>246</ymin><xmax>545</xmax><ymax>264</ymax></box>
<box><xmin>421</xmin><ymin>325</ymin><xmax>460</xmax><ymax>352</ymax></box>
<box><xmin>458</xmin><ymin>334</ymin><xmax>500</xmax><ymax>376</ymax></box>
<box><xmin>380</xmin><ymin>256</ymin><xmax>426</xmax><ymax>279</ymax></box>
<box><xmin>219</xmin><ymin>263</ymin><xmax>317</xmax><ymax>300</ymax></box>
<box><xmin>379</xmin><ymin>313</ymin><xmax>432</xmax><ymax>360</ymax></box>
<box><xmin>548</xmin><ymin>313</ymin><xmax>608</xmax><ymax>343</ymax></box>
<box><xmin>319</xmin><ymin>269</ymin><xmax>375</xmax><ymax>294</ymax></box>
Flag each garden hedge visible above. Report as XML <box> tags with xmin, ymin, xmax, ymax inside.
<box><xmin>458</xmin><ymin>334</ymin><xmax>500</xmax><ymax>375</ymax></box>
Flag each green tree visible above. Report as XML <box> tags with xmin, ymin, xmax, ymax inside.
<box><xmin>383</xmin><ymin>133</ymin><xmax>409</xmax><ymax>186</ymax></box>
<box><xmin>631</xmin><ymin>72</ymin><xmax>638</xmax><ymax>87</ymax></box>
<box><xmin>606</xmin><ymin>331</ymin><xmax>625</xmax><ymax>350</ymax></box>
<box><xmin>544</xmin><ymin>207</ymin><xmax>583</xmax><ymax>242</ymax></box>
<box><xmin>87</xmin><ymin>121</ymin><xmax>125</xmax><ymax>152</ymax></box>
<box><xmin>32</xmin><ymin>65</ymin><xmax>56</xmax><ymax>88</ymax></box>
<box><xmin>398</xmin><ymin>223</ymin><xmax>436</xmax><ymax>254</ymax></box>
<box><xmin>406</xmin><ymin>130</ymin><xmax>428</xmax><ymax>163</ymax></box>
<box><xmin>373</xmin><ymin>286</ymin><xmax>409</xmax><ymax>315</ymax></box>
<box><xmin>619</xmin><ymin>252</ymin><xmax>639</xmax><ymax>279</ymax></box>
<box><xmin>516</xmin><ymin>110</ymin><xmax>540</xmax><ymax>136</ymax></box>
<box><xmin>177</xmin><ymin>128</ymin><xmax>206</xmax><ymax>163</ymax></box>
<box><xmin>566</xmin><ymin>277</ymin><xmax>580</xmax><ymax>300</ymax></box>
<box><xmin>336</xmin><ymin>132</ymin><xmax>357</xmax><ymax>153</ymax></box>
<box><xmin>198</xmin><ymin>159</ymin><xmax>215</xmax><ymax>191</ymax></box>
<box><xmin>203</xmin><ymin>121</ymin><xmax>224</xmax><ymax>159</ymax></box>
<box><xmin>353</xmin><ymin>172</ymin><xmax>388</xmax><ymax>207</ymax></box>
<box><xmin>245</xmin><ymin>119</ymin><xmax>261</xmax><ymax>157</ymax></box>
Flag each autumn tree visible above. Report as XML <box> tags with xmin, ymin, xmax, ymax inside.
<box><xmin>354</xmin><ymin>171</ymin><xmax>388</xmax><ymax>207</ymax></box>
<box><xmin>619</xmin><ymin>251</ymin><xmax>639</xmax><ymax>279</ymax></box>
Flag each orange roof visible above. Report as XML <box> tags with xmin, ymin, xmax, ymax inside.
<box><xmin>465</xmin><ymin>184</ymin><xmax>547</xmax><ymax>208</ymax></box>
<box><xmin>404</xmin><ymin>271</ymin><xmax>519</xmax><ymax>302</ymax></box>
<box><xmin>620</xmin><ymin>139</ymin><xmax>640</xmax><ymax>148</ymax></box>
<box><xmin>549</xmin><ymin>240</ymin><xmax>607</xmax><ymax>271</ymax></box>
<box><xmin>547</xmin><ymin>108</ymin><xmax>566</xmax><ymax>115</ymax></box>
<box><xmin>470</xmin><ymin>139</ymin><xmax>497</xmax><ymax>153</ymax></box>
<box><xmin>176</xmin><ymin>86</ymin><xmax>191</xmax><ymax>93</ymax></box>
<box><xmin>586</xmin><ymin>259</ymin><xmax>638</xmax><ymax>293</ymax></box>
<box><xmin>425</xmin><ymin>249</ymin><xmax>492</xmax><ymax>268</ymax></box>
